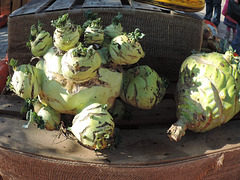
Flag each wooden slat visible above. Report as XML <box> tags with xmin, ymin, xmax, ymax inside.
<box><xmin>116</xmin><ymin>98</ymin><xmax>176</xmax><ymax>127</ymax></box>
<box><xmin>22</xmin><ymin>0</ymin><xmax>32</xmax><ymax>5</ymax></box>
<box><xmin>45</xmin><ymin>0</ymin><xmax>76</xmax><ymax>12</ymax></box>
<box><xmin>82</xmin><ymin>0</ymin><xmax>123</xmax><ymax>8</ymax></box>
<box><xmin>11</xmin><ymin>0</ymin><xmax>22</xmax><ymax>12</ymax></box>
<box><xmin>0</xmin><ymin>95</ymin><xmax>25</xmax><ymax>118</ymax></box>
<box><xmin>10</xmin><ymin>0</ymin><xmax>55</xmax><ymax>17</ymax></box>
<box><xmin>131</xmin><ymin>0</ymin><xmax>170</xmax><ymax>12</ymax></box>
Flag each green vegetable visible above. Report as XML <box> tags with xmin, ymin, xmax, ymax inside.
<box><xmin>51</xmin><ymin>13</ymin><xmax>81</xmax><ymax>52</ymax></box>
<box><xmin>82</xmin><ymin>10</ymin><xmax>98</xmax><ymax>31</ymax></box>
<box><xmin>10</xmin><ymin>12</ymin><xmax>168</xmax><ymax>150</ymax></box>
<box><xmin>39</xmin><ymin>67</ymin><xmax>122</xmax><ymax>114</ymax></box>
<box><xmin>42</xmin><ymin>47</ymin><xmax>63</xmax><ymax>74</ymax></box>
<box><xmin>120</xmin><ymin>65</ymin><xmax>167</xmax><ymax>109</ymax></box>
<box><xmin>109</xmin><ymin>99</ymin><xmax>125</xmax><ymax>122</ymax></box>
<box><xmin>109</xmin><ymin>28</ymin><xmax>145</xmax><ymax>65</ymax></box>
<box><xmin>10</xmin><ymin>64</ymin><xmax>41</xmax><ymax>99</ymax></box>
<box><xmin>27</xmin><ymin>21</ymin><xmax>53</xmax><ymax>57</ymax></box>
<box><xmin>69</xmin><ymin>103</ymin><xmax>115</xmax><ymax>150</ymax></box>
<box><xmin>104</xmin><ymin>12</ymin><xmax>123</xmax><ymax>38</ymax></box>
<box><xmin>84</xmin><ymin>18</ymin><xmax>104</xmax><ymax>45</ymax></box>
<box><xmin>37</xmin><ymin>106</ymin><xmax>61</xmax><ymax>130</ymax></box>
<box><xmin>23</xmin><ymin>109</ymin><xmax>45</xmax><ymax>129</ymax></box>
<box><xmin>168</xmin><ymin>50</ymin><xmax>240</xmax><ymax>141</ymax></box>
<box><xmin>61</xmin><ymin>43</ymin><xmax>101</xmax><ymax>82</ymax></box>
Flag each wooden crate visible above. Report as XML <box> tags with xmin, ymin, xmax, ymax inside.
<box><xmin>2</xmin><ymin>0</ymin><xmax>240</xmax><ymax>179</ymax></box>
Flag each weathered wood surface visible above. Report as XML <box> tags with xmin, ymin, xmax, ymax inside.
<box><xmin>10</xmin><ymin>0</ymin><xmax>55</xmax><ymax>17</ymax></box>
<box><xmin>82</xmin><ymin>0</ymin><xmax>123</xmax><ymax>8</ymax></box>
<box><xmin>1</xmin><ymin>114</ymin><xmax>240</xmax><ymax>179</ymax></box>
<box><xmin>9</xmin><ymin>0</ymin><xmax>126</xmax><ymax>17</ymax></box>
<box><xmin>0</xmin><ymin>95</ymin><xmax>25</xmax><ymax>118</ymax></box>
<box><xmin>130</xmin><ymin>0</ymin><xmax>169</xmax><ymax>12</ymax></box>
<box><xmin>9</xmin><ymin>0</ymin><xmax>173</xmax><ymax>17</ymax></box>
<box><xmin>9</xmin><ymin>0</ymin><xmax>32</xmax><ymax>12</ymax></box>
<box><xmin>45</xmin><ymin>0</ymin><xmax>76</xmax><ymax>12</ymax></box>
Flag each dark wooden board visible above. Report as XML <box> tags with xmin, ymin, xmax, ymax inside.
<box><xmin>11</xmin><ymin>0</ymin><xmax>22</xmax><ymax>12</ymax></box>
<box><xmin>131</xmin><ymin>0</ymin><xmax>169</xmax><ymax>12</ymax></box>
<box><xmin>45</xmin><ymin>0</ymin><xmax>76</xmax><ymax>12</ymax></box>
<box><xmin>0</xmin><ymin>95</ymin><xmax>25</xmax><ymax>118</ymax></box>
<box><xmin>82</xmin><ymin>0</ymin><xmax>123</xmax><ymax>8</ymax></box>
<box><xmin>10</xmin><ymin>0</ymin><xmax>55</xmax><ymax>17</ymax></box>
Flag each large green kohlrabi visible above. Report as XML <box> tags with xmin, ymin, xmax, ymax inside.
<box><xmin>109</xmin><ymin>28</ymin><xmax>145</xmax><ymax>65</ymax></box>
<box><xmin>84</xmin><ymin>18</ymin><xmax>104</xmax><ymax>45</ymax></box>
<box><xmin>11</xmin><ymin>64</ymin><xmax>42</xmax><ymax>100</ymax></box>
<box><xmin>61</xmin><ymin>44</ymin><xmax>101</xmax><ymax>83</ymax></box>
<box><xmin>51</xmin><ymin>13</ymin><xmax>81</xmax><ymax>52</ymax></box>
<box><xmin>28</xmin><ymin>22</ymin><xmax>52</xmax><ymax>57</ymax></box>
<box><xmin>70</xmin><ymin>103</ymin><xmax>115</xmax><ymax>150</ymax></box>
<box><xmin>120</xmin><ymin>65</ymin><xmax>168</xmax><ymax>109</ymax></box>
<box><xmin>167</xmin><ymin>51</ymin><xmax>240</xmax><ymax>141</ymax></box>
<box><xmin>37</xmin><ymin>105</ymin><xmax>61</xmax><ymax>131</ymax></box>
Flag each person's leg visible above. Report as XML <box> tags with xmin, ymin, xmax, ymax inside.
<box><xmin>212</xmin><ymin>0</ymin><xmax>222</xmax><ymax>27</ymax></box>
<box><xmin>231</xmin><ymin>23</ymin><xmax>240</xmax><ymax>55</ymax></box>
<box><xmin>204</xmin><ymin>0</ymin><xmax>214</xmax><ymax>21</ymax></box>
<box><xmin>232</xmin><ymin>28</ymin><xmax>237</xmax><ymax>41</ymax></box>
<box><xmin>225</xmin><ymin>27</ymin><xmax>231</xmax><ymax>42</ymax></box>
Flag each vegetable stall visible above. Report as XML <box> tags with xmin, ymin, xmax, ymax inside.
<box><xmin>1</xmin><ymin>0</ymin><xmax>240</xmax><ymax>179</ymax></box>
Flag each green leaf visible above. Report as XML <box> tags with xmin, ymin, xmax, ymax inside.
<box><xmin>22</xmin><ymin>109</ymin><xmax>34</xmax><ymax>128</ymax></box>
<box><xmin>84</xmin><ymin>10</ymin><xmax>98</xmax><ymax>21</ymax></box>
<box><xmin>89</xmin><ymin>18</ymin><xmax>102</xmax><ymax>29</ymax></box>
<box><xmin>21</xmin><ymin>98</ymin><xmax>37</xmax><ymax>114</ymax></box>
<box><xmin>22</xmin><ymin>109</ymin><xmax>45</xmax><ymax>129</ymax></box>
<box><xmin>112</xmin><ymin>12</ymin><xmax>123</xmax><ymax>26</ymax></box>
<box><xmin>51</xmin><ymin>13</ymin><xmax>70</xmax><ymax>28</ymax></box>
<box><xmin>128</xmin><ymin>28</ymin><xmax>145</xmax><ymax>43</ymax></box>
<box><xmin>6</xmin><ymin>75</ymin><xmax>13</xmax><ymax>91</ymax></box>
<box><xmin>72</xmin><ymin>43</ymin><xmax>88</xmax><ymax>57</ymax></box>
<box><xmin>37</xmin><ymin>21</ymin><xmax>43</xmax><ymax>32</ymax></box>
<box><xmin>8</xmin><ymin>58</ymin><xmax>18</xmax><ymax>70</ymax></box>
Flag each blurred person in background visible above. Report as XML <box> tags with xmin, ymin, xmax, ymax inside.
<box><xmin>204</xmin><ymin>0</ymin><xmax>222</xmax><ymax>28</ymax></box>
<box><xmin>229</xmin><ymin>0</ymin><xmax>240</xmax><ymax>55</ymax></box>
<box><xmin>222</xmin><ymin>0</ymin><xmax>237</xmax><ymax>42</ymax></box>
